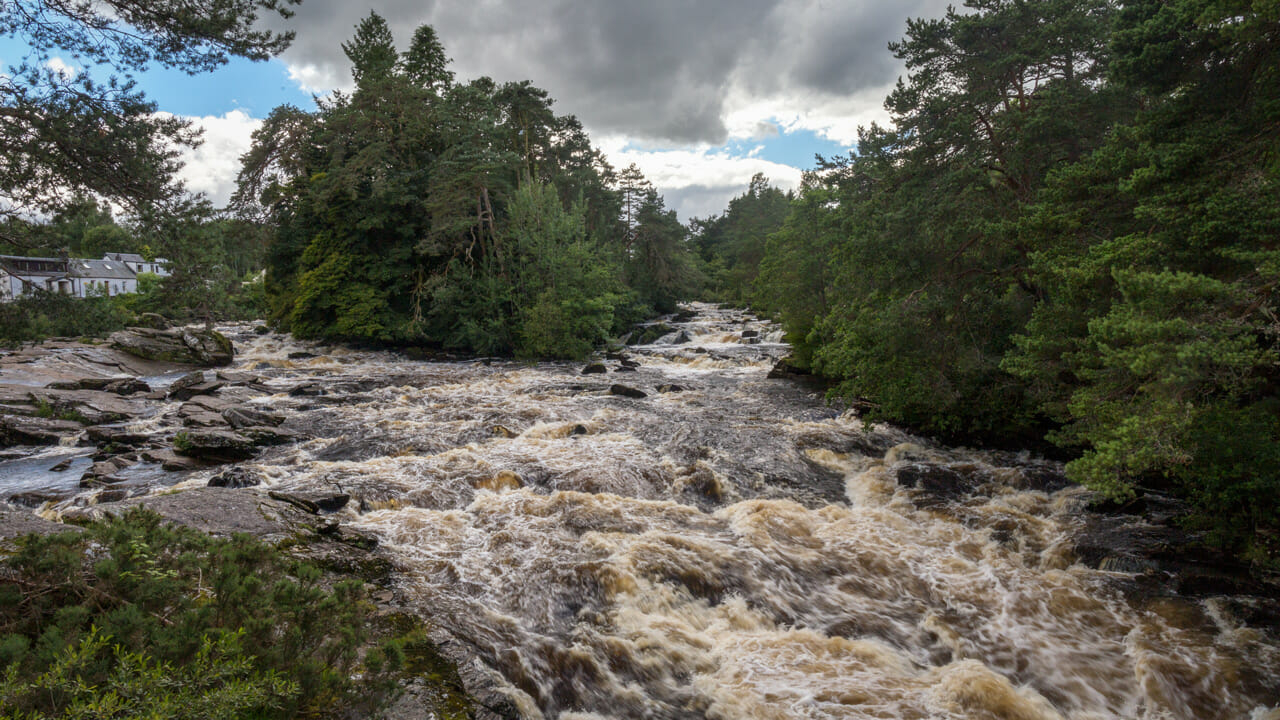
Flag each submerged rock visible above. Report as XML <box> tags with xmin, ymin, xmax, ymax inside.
<box><xmin>609</xmin><ymin>384</ymin><xmax>648</xmax><ymax>399</ymax></box>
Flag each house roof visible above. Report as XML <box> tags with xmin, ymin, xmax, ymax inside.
<box><xmin>70</xmin><ymin>259</ymin><xmax>136</xmax><ymax>280</ymax></box>
<box><xmin>104</xmin><ymin>252</ymin><xmax>146</xmax><ymax>263</ymax></box>
<box><xmin>0</xmin><ymin>255</ymin><xmax>69</xmax><ymax>278</ymax></box>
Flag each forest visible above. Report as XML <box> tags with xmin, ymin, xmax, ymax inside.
<box><xmin>701</xmin><ymin>0</ymin><xmax>1280</xmax><ymax>564</ymax></box>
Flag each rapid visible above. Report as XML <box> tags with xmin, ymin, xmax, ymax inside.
<box><xmin>31</xmin><ymin>304</ymin><xmax>1280</xmax><ymax>718</ymax></box>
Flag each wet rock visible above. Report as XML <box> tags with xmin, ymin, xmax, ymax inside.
<box><xmin>0</xmin><ymin>414</ymin><xmax>82</xmax><ymax>447</ymax></box>
<box><xmin>85</xmin><ymin>425</ymin><xmax>151</xmax><ymax>447</ymax></box>
<box><xmin>269</xmin><ymin>490</ymin><xmax>350</xmax><ymax>514</ymax></box>
<box><xmin>619</xmin><ymin>359</ymin><xmax>640</xmax><ymax>368</ymax></box>
<box><xmin>7</xmin><ymin>490</ymin><xmax>74</xmax><ymax>508</ymax></box>
<box><xmin>175</xmin><ymin>429</ymin><xmax>258</xmax><ymax>463</ymax></box>
<box><xmin>475</xmin><ymin>470</ymin><xmax>524</xmax><ymax>492</ymax></box>
<box><xmin>238</xmin><ymin>425</ymin><xmax>302</xmax><ymax>447</ymax></box>
<box><xmin>1015</xmin><ymin>466</ymin><xmax>1072</xmax><ymax>494</ymax></box>
<box><xmin>613</xmin><ymin>365</ymin><xmax>637</xmax><ymax>372</ymax></box>
<box><xmin>287</xmin><ymin>351</ymin><xmax>318</xmax><ymax>360</ymax></box>
<box><xmin>168</xmin><ymin>372</ymin><xmax>225</xmax><ymax>401</ymax></box>
<box><xmin>569</xmin><ymin>424</ymin><xmax>589</xmax><ymax>436</ymax></box>
<box><xmin>490</xmin><ymin>425</ymin><xmax>518</xmax><ymax>438</ymax></box>
<box><xmin>95</xmin><ymin>488</ymin><xmax>132</xmax><ymax>503</ymax></box>
<box><xmin>609</xmin><ymin>384</ymin><xmax>647</xmax><ymax>399</ymax></box>
<box><xmin>82</xmin><ymin>455</ymin><xmax>134</xmax><ymax>480</ymax></box>
<box><xmin>581</xmin><ymin>363</ymin><xmax>607</xmax><ymax>375</ymax></box>
<box><xmin>222</xmin><ymin>406</ymin><xmax>285</xmax><ymax>429</ymax></box>
<box><xmin>741</xmin><ymin>329</ymin><xmax>759</xmax><ymax>339</ymax></box>
<box><xmin>670</xmin><ymin>330</ymin><xmax>693</xmax><ymax>345</ymax></box>
<box><xmin>604</xmin><ymin>351</ymin><xmax>627</xmax><ymax>361</ymax></box>
<box><xmin>140</xmin><ymin>448</ymin><xmax>203</xmax><ymax>472</ymax></box>
<box><xmin>49</xmin><ymin>457</ymin><xmax>73</xmax><ymax>472</ymax></box>
<box><xmin>208</xmin><ymin>467</ymin><xmax>264</xmax><ymax>489</ymax></box>
<box><xmin>629</xmin><ymin>323</ymin><xmax>674</xmax><ymax>346</ymax></box>
<box><xmin>109</xmin><ymin>326</ymin><xmax>233</xmax><ymax>366</ymax></box>
<box><xmin>288</xmin><ymin>382</ymin><xmax>325</xmax><ymax>397</ymax></box>
<box><xmin>657</xmin><ymin>384</ymin><xmax>685</xmax><ymax>393</ymax></box>
<box><xmin>895</xmin><ymin>463</ymin><xmax>987</xmax><ymax>505</ymax></box>
<box><xmin>767</xmin><ymin>353</ymin><xmax>813</xmax><ymax>380</ymax></box>
<box><xmin>253</xmin><ymin>324</ymin><xmax>271</xmax><ymax>335</ymax></box>
<box><xmin>102</xmin><ymin>378</ymin><xmax>151</xmax><ymax>396</ymax></box>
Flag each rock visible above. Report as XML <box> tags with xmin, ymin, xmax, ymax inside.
<box><xmin>222</xmin><ymin>406</ymin><xmax>285</xmax><ymax>429</ymax></box>
<box><xmin>619</xmin><ymin>359</ymin><xmax>640</xmax><ymax>368</ymax></box>
<box><xmin>895</xmin><ymin>463</ymin><xmax>987</xmax><ymax>506</ymax></box>
<box><xmin>168</xmin><ymin>379</ymin><xmax>226</xmax><ymax>399</ymax></box>
<box><xmin>85</xmin><ymin>425</ymin><xmax>151</xmax><ymax>447</ymax></box>
<box><xmin>604</xmin><ymin>352</ymin><xmax>627</xmax><ymax>361</ymax></box>
<box><xmin>79</xmin><ymin>456</ymin><xmax>135</xmax><ymax>487</ymax></box>
<box><xmin>109</xmin><ymin>327</ymin><xmax>233</xmax><ymax>366</ymax></box>
<box><xmin>208</xmin><ymin>467</ymin><xmax>264</xmax><ymax>489</ymax></box>
<box><xmin>175</xmin><ymin>430</ymin><xmax>258</xmax><ymax>463</ymax></box>
<box><xmin>609</xmin><ymin>384</ymin><xmax>647</xmax><ymax>399</ymax></box>
<box><xmin>287</xmin><ymin>351</ymin><xmax>318</xmax><ymax>360</ymax></box>
<box><xmin>102</xmin><ymin>378</ymin><xmax>150</xmax><ymax>396</ymax></box>
<box><xmin>136</xmin><ymin>313</ymin><xmax>170</xmax><ymax>330</ymax></box>
<box><xmin>0</xmin><ymin>509</ymin><xmax>80</xmax><ymax>547</ymax></box>
<box><xmin>238</xmin><ymin>425</ymin><xmax>302</xmax><ymax>447</ymax></box>
<box><xmin>658</xmin><ymin>384</ymin><xmax>685</xmax><ymax>394</ymax></box>
<box><xmin>0</xmin><ymin>414</ymin><xmax>82</xmax><ymax>447</ymax></box>
<box><xmin>767</xmin><ymin>354</ymin><xmax>812</xmax><ymax>380</ymax></box>
<box><xmin>7</xmin><ymin>490</ymin><xmax>74</xmax><ymax>508</ymax></box>
<box><xmin>569</xmin><ymin>424</ymin><xmax>589</xmax><ymax>436</ymax></box>
<box><xmin>94</xmin><ymin>488</ymin><xmax>130</xmax><ymax>503</ymax></box>
<box><xmin>629</xmin><ymin>323</ymin><xmax>674</xmax><ymax>346</ymax></box>
<box><xmin>670</xmin><ymin>330</ymin><xmax>693</xmax><ymax>345</ymax></box>
<box><xmin>253</xmin><ymin>324</ymin><xmax>271</xmax><ymax>335</ymax></box>
<box><xmin>490</xmin><ymin>425</ymin><xmax>518</xmax><ymax>438</ymax></box>
<box><xmin>741</xmin><ymin>329</ymin><xmax>760</xmax><ymax>339</ymax></box>
<box><xmin>581</xmin><ymin>363</ymin><xmax>607</xmax><ymax>375</ymax></box>
<box><xmin>613</xmin><ymin>366</ymin><xmax>637</xmax><ymax>373</ymax></box>
<box><xmin>49</xmin><ymin>457</ymin><xmax>73</xmax><ymax>472</ymax></box>
<box><xmin>269</xmin><ymin>490</ymin><xmax>350</xmax><ymax>514</ymax></box>
<box><xmin>140</xmin><ymin>448</ymin><xmax>203</xmax><ymax>472</ymax></box>
<box><xmin>289</xmin><ymin>382</ymin><xmax>325</xmax><ymax>397</ymax></box>
<box><xmin>475</xmin><ymin>470</ymin><xmax>524</xmax><ymax>492</ymax></box>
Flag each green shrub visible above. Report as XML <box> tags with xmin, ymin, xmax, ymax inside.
<box><xmin>0</xmin><ymin>508</ymin><xmax>404</xmax><ymax>719</ymax></box>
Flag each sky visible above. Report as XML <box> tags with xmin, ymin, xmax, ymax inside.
<box><xmin>2</xmin><ymin>0</ymin><xmax>953</xmax><ymax>221</ymax></box>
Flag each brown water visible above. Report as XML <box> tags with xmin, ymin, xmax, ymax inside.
<box><xmin>75</xmin><ymin>306</ymin><xmax>1280</xmax><ymax>718</ymax></box>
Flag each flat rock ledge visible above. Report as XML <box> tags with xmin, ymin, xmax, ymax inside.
<box><xmin>109</xmin><ymin>326</ymin><xmax>234</xmax><ymax>366</ymax></box>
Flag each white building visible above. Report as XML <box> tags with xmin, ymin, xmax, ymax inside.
<box><xmin>69</xmin><ymin>258</ymin><xmax>137</xmax><ymax>297</ymax></box>
<box><xmin>0</xmin><ymin>252</ymin><xmax>163</xmax><ymax>301</ymax></box>
<box><xmin>0</xmin><ymin>255</ymin><xmax>75</xmax><ymax>300</ymax></box>
<box><xmin>103</xmin><ymin>252</ymin><xmax>170</xmax><ymax>277</ymax></box>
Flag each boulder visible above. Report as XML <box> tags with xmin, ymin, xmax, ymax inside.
<box><xmin>895</xmin><ymin>463</ymin><xmax>988</xmax><ymax>506</ymax></box>
<box><xmin>174</xmin><ymin>430</ymin><xmax>258</xmax><ymax>463</ymax></box>
<box><xmin>103</xmin><ymin>378</ymin><xmax>151</xmax><ymax>396</ymax></box>
<box><xmin>741</xmin><ymin>329</ymin><xmax>760</xmax><ymax>339</ymax></box>
<box><xmin>613</xmin><ymin>366</ymin><xmax>637</xmax><ymax>373</ymax></box>
<box><xmin>80</xmin><ymin>456</ymin><xmax>135</xmax><ymax>487</ymax></box>
<box><xmin>208</xmin><ymin>467</ymin><xmax>264</xmax><ymax>489</ymax></box>
<box><xmin>670</xmin><ymin>330</ymin><xmax>693</xmax><ymax>345</ymax></box>
<box><xmin>287</xmin><ymin>351</ymin><xmax>318</xmax><ymax>360</ymax></box>
<box><xmin>109</xmin><ymin>327</ymin><xmax>233</xmax><ymax>366</ymax></box>
<box><xmin>619</xmin><ymin>359</ymin><xmax>640</xmax><ymax>368</ymax></box>
<box><xmin>609</xmin><ymin>384</ymin><xmax>648</xmax><ymax>399</ymax></box>
<box><xmin>140</xmin><ymin>448</ymin><xmax>204</xmax><ymax>472</ymax></box>
<box><xmin>657</xmin><ymin>384</ymin><xmax>685</xmax><ymax>393</ymax></box>
<box><xmin>581</xmin><ymin>363</ymin><xmax>607</xmax><ymax>375</ymax></box>
<box><xmin>767</xmin><ymin>354</ymin><xmax>813</xmax><ymax>380</ymax></box>
<box><xmin>252</xmin><ymin>324</ymin><xmax>271</xmax><ymax>335</ymax></box>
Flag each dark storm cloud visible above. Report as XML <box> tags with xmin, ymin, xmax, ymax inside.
<box><xmin>270</xmin><ymin>0</ymin><xmax>951</xmax><ymax>144</ymax></box>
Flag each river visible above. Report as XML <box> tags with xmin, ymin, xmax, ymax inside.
<box><xmin>17</xmin><ymin>304</ymin><xmax>1280</xmax><ymax>718</ymax></box>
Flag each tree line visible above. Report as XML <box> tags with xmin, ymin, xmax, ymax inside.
<box><xmin>702</xmin><ymin>0</ymin><xmax>1280</xmax><ymax>565</ymax></box>
<box><xmin>232</xmin><ymin>13</ymin><xmax>700</xmax><ymax>358</ymax></box>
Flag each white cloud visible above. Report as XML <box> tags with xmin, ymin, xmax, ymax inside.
<box><xmin>167</xmin><ymin>110</ymin><xmax>262</xmax><ymax>206</ymax></box>
<box><xmin>45</xmin><ymin>56</ymin><xmax>79</xmax><ymax>78</ymax></box>
<box><xmin>597</xmin><ymin>135</ymin><xmax>802</xmax><ymax>220</ymax></box>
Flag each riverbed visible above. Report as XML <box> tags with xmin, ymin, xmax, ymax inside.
<box><xmin>6</xmin><ymin>304</ymin><xmax>1280</xmax><ymax>719</ymax></box>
